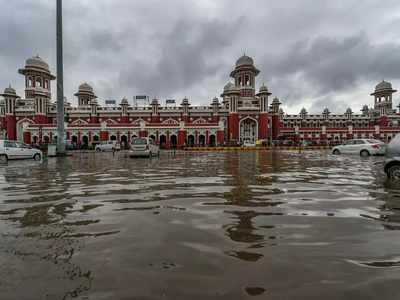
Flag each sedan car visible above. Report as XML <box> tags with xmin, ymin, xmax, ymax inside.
<box><xmin>384</xmin><ymin>134</ymin><xmax>400</xmax><ymax>179</ymax></box>
<box><xmin>129</xmin><ymin>137</ymin><xmax>159</xmax><ymax>158</ymax></box>
<box><xmin>332</xmin><ymin>139</ymin><xmax>386</xmax><ymax>157</ymax></box>
<box><xmin>0</xmin><ymin>140</ymin><xmax>42</xmax><ymax>162</ymax></box>
<box><xmin>95</xmin><ymin>141</ymin><xmax>120</xmax><ymax>152</ymax></box>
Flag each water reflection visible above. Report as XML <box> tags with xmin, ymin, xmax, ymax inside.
<box><xmin>1</xmin><ymin>151</ymin><xmax>400</xmax><ymax>299</ymax></box>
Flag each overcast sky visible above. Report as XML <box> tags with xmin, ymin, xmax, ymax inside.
<box><xmin>1</xmin><ymin>0</ymin><xmax>400</xmax><ymax>114</ymax></box>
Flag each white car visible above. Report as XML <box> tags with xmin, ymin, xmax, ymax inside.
<box><xmin>0</xmin><ymin>140</ymin><xmax>42</xmax><ymax>162</ymax></box>
<box><xmin>129</xmin><ymin>137</ymin><xmax>159</xmax><ymax>157</ymax></box>
<box><xmin>243</xmin><ymin>140</ymin><xmax>256</xmax><ymax>147</ymax></box>
<box><xmin>95</xmin><ymin>141</ymin><xmax>120</xmax><ymax>152</ymax></box>
<box><xmin>332</xmin><ymin>139</ymin><xmax>386</xmax><ymax>157</ymax></box>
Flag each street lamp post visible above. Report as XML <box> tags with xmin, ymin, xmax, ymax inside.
<box><xmin>56</xmin><ymin>0</ymin><xmax>66</xmax><ymax>155</ymax></box>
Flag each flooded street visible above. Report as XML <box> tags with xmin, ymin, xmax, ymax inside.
<box><xmin>1</xmin><ymin>150</ymin><xmax>400</xmax><ymax>299</ymax></box>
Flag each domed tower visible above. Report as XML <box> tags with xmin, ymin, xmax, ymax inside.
<box><xmin>151</xmin><ymin>98</ymin><xmax>160</xmax><ymax>123</ymax></box>
<box><xmin>256</xmin><ymin>84</ymin><xmax>272</xmax><ymax>140</ymax></box>
<box><xmin>1</xmin><ymin>85</ymin><xmax>20</xmax><ymax>140</ymax></box>
<box><xmin>371</xmin><ymin>80</ymin><xmax>397</xmax><ymax>116</ymax></box>
<box><xmin>120</xmin><ymin>97</ymin><xmax>130</xmax><ymax>123</ymax></box>
<box><xmin>271</xmin><ymin>97</ymin><xmax>281</xmax><ymax>140</ymax></box>
<box><xmin>257</xmin><ymin>84</ymin><xmax>272</xmax><ymax>113</ymax></box>
<box><xmin>18</xmin><ymin>55</ymin><xmax>56</xmax><ymax>124</ymax></box>
<box><xmin>225</xmin><ymin>85</ymin><xmax>241</xmax><ymax>143</ymax></box>
<box><xmin>74</xmin><ymin>83</ymin><xmax>97</xmax><ymax>107</ymax></box>
<box><xmin>181</xmin><ymin>97</ymin><xmax>190</xmax><ymax>122</ymax></box>
<box><xmin>221</xmin><ymin>82</ymin><xmax>234</xmax><ymax>109</ymax></box>
<box><xmin>230</xmin><ymin>55</ymin><xmax>260</xmax><ymax>97</ymax></box>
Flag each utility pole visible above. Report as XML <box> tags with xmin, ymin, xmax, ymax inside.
<box><xmin>56</xmin><ymin>0</ymin><xmax>66</xmax><ymax>155</ymax></box>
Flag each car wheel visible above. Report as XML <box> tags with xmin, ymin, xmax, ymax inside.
<box><xmin>96</xmin><ymin>148</ymin><xmax>101</xmax><ymax>152</ymax></box>
<box><xmin>388</xmin><ymin>165</ymin><xmax>400</xmax><ymax>180</ymax></box>
<box><xmin>0</xmin><ymin>154</ymin><xmax>8</xmax><ymax>163</ymax></box>
<box><xmin>360</xmin><ymin>150</ymin><xmax>370</xmax><ymax>157</ymax></box>
<box><xmin>33</xmin><ymin>153</ymin><xmax>41</xmax><ymax>161</ymax></box>
<box><xmin>332</xmin><ymin>149</ymin><xmax>340</xmax><ymax>155</ymax></box>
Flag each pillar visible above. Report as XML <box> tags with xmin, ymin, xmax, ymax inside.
<box><xmin>272</xmin><ymin>115</ymin><xmax>280</xmax><ymax>140</ymax></box>
<box><xmin>5</xmin><ymin>116</ymin><xmax>16</xmax><ymax>140</ymax></box>
<box><xmin>100</xmin><ymin>131</ymin><xmax>108</xmax><ymax>142</ymax></box>
<box><xmin>206</xmin><ymin>130</ymin><xmax>209</xmax><ymax>146</ymax></box>
<box><xmin>178</xmin><ymin>130</ymin><xmax>186</xmax><ymax>148</ymax></box>
<box><xmin>258</xmin><ymin>113</ymin><xmax>268</xmax><ymax>140</ymax></box>
<box><xmin>228</xmin><ymin>114</ymin><xmax>239</xmax><ymax>143</ymax></box>
<box><xmin>23</xmin><ymin>131</ymin><xmax>31</xmax><ymax>144</ymax></box>
<box><xmin>217</xmin><ymin>130</ymin><xmax>224</xmax><ymax>146</ymax></box>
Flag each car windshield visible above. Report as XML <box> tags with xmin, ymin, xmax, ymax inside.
<box><xmin>133</xmin><ymin>139</ymin><xmax>147</xmax><ymax>145</ymax></box>
<box><xmin>367</xmin><ymin>139</ymin><xmax>382</xmax><ymax>144</ymax></box>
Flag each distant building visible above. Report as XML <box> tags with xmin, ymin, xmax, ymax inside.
<box><xmin>1</xmin><ymin>54</ymin><xmax>400</xmax><ymax>147</ymax></box>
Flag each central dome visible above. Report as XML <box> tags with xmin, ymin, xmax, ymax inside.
<box><xmin>26</xmin><ymin>55</ymin><xmax>49</xmax><ymax>70</ymax></box>
<box><xmin>235</xmin><ymin>55</ymin><xmax>254</xmax><ymax>67</ymax></box>
<box><xmin>78</xmin><ymin>82</ymin><xmax>93</xmax><ymax>92</ymax></box>
<box><xmin>375</xmin><ymin>80</ymin><xmax>393</xmax><ymax>92</ymax></box>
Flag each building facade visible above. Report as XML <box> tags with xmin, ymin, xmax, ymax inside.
<box><xmin>1</xmin><ymin>54</ymin><xmax>400</xmax><ymax>148</ymax></box>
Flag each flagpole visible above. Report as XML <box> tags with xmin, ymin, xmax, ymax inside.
<box><xmin>56</xmin><ymin>0</ymin><xmax>66</xmax><ymax>155</ymax></box>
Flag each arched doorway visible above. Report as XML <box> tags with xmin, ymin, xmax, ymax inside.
<box><xmin>149</xmin><ymin>135</ymin><xmax>156</xmax><ymax>141</ymax></box>
<box><xmin>93</xmin><ymin>135</ymin><xmax>99</xmax><ymax>143</ymax></box>
<box><xmin>43</xmin><ymin>136</ymin><xmax>50</xmax><ymax>144</ymax></box>
<box><xmin>33</xmin><ymin>136</ymin><xmax>38</xmax><ymax>144</ymax></box>
<box><xmin>110</xmin><ymin>135</ymin><xmax>117</xmax><ymax>141</ymax></box>
<box><xmin>159</xmin><ymin>135</ymin><xmax>167</xmax><ymax>149</ymax></box>
<box><xmin>239</xmin><ymin>117</ymin><xmax>258</xmax><ymax>144</ymax></box>
<box><xmin>82</xmin><ymin>135</ymin><xmax>89</xmax><ymax>149</ymax></box>
<box><xmin>198</xmin><ymin>134</ymin><xmax>206</xmax><ymax>146</ymax></box>
<box><xmin>120</xmin><ymin>135</ymin><xmax>128</xmax><ymax>149</ymax></box>
<box><xmin>170</xmin><ymin>135</ymin><xmax>177</xmax><ymax>148</ymax></box>
<box><xmin>187</xmin><ymin>135</ymin><xmax>195</xmax><ymax>147</ymax></box>
<box><xmin>209</xmin><ymin>134</ymin><xmax>216</xmax><ymax>147</ymax></box>
<box><xmin>71</xmin><ymin>135</ymin><xmax>78</xmax><ymax>147</ymax></box>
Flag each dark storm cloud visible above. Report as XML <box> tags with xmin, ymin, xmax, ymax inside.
<box><xmin>1</xmin><ymin>0</ymin><xmax>400</xmax><ymax>112</ymax></box>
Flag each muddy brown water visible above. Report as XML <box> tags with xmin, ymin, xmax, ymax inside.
<box><xmin>1</xmin><ymin>150</ymin><xmax>400</xmax><ymax>299</ymax></box>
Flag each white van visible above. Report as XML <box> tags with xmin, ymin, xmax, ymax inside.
<box><xmin>129</xmin><ymin>137</ymin><xmax>160</xmax><ymax>157</ymax></box>
<box><xmin>0</xmin><ymin>140</ymin><xmax>42</xmax><ymax>162</ymax></box>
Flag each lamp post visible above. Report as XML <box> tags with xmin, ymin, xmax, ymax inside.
<box><xmin>56</xmin><ymin>0</ymin><xmax>66</xmax><ymax>155</ymax></box>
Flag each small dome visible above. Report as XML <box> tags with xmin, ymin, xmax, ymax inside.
<box><xmin>322</xmin><ymin>108</ymin><xmax>330</xmax><ymax>114</ymax></box>
<box><xmin>300</xmin><ymin>107</ymin><xmax>308</xmax><ymax>115</ymax></box>
<box><xmin>345</xmin><ymin>107</ymin><xmax>353</xmax><ymax>114</ymax></box>
<box><xmin>151</xmin><ymin>98</ymin><xmax>159</xmax><ymax>105</ymax></box>
<box><xmin>236</xmin><ymin>54</ymin><xmax>254</xmax><ymax>67</ymax></box>
<box><xmin>4</xmin><ymin>85</ymin><xmax>16</xmax><ymax>95</ymax></box>
<box><xmin>26</xmin><ymin>55</ymin><xmax>49</xmax><ymax>70</ymax></box>
<box><xmin>120</xmin><ymin>97</ymin><xmax>129</xmax><ymax>105</ymax></box>
<box><xmin>78</xmin><ymin>82</ymin><xmax>93</xmax><ymax>92</ymax></box>
<box><xmin>375</xmin><ymin>80</ymin><xmax>393</xmax><ymax>92</ymax></box>
<box><xmin>259</xmin><ymin>84</ymin><xmax>269</xmax><ymax>93</ymax></box>
<box><xmin>272</xmin><ymin>97</ymin><xmax>280</xmax><ymax>104</ymax></box>
<box><xmin>223</xmin><ymin>82</ymin><xmax>234</xmax><ymax>91</ymax></box>
<box><xmin>212</xmin><ymin>97</ymin><xmax>219</xmax><ymax>105</ymax></box>
<box><xmin>279</xmin><ymin>108</ymin><xmax>284</xmax><ymax>114</ymax></box>
<box><xmin>181</xmin><ymin>97</ymin><xmax>190</xmax><ymax>105</ymax></box>
<box><xmin>361</xmin><ymin>105</ymin><xmax>369</xmax><ymax>111</ymax></box>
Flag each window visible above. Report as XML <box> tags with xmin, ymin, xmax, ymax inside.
<box><xmin>133</xmin><ymin>138</ymin><xmax>147</xmax><ymax>145</ymax></box>
<box><xmin>36</xmin><ymin>77</ymin><xmax>42</xmax><ymax>88</ymax></box>
<box><xmin>354</xmin><ymin>140</ymin><xmax>365</xmax><ymax>144</ymax></box>
<box><xmin>4</xmin><ymin>141</ymin><xmax>17</xmax><ymax>148</ymax></box>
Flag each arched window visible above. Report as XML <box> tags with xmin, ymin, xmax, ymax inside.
<box><xmin>36</xmin><ymin>77</ymin><xmax>42</xmax><ymax>88</ymax></box>
<box><xmin>245</xmin><ymin>75</ymin><xmax>250</xmax><ymax>86</ymax></box>
<box><xmin>28</xmin><ymin>77</ymin><xmax>33</xmax><ymax>87</ymax></box>
<box><xmin>45</xmin><ymin>80</ymin><xmax>49</xmax><ymax>89</ymax></box>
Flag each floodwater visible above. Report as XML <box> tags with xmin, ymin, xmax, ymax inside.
<box><xmin>1</xmin><ymin>150</ymin><xmax>400</xmax><ymax>300</ymax></box>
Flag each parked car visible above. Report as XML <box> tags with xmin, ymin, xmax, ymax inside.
<box><xmin>332</xmin><ymin>139</ymin><xmax>386</xmax><ymax>157</ymax></box>
<box><xmin>129</xmin><ymin>137</ymin><xmax>159</xmax><ymax>157</ymax></box>
<box><xmin>95</xmin><ymin>141</ymin><xmax>120</xmax><ymax>152</ymax></box>
<box><xmin>0</xmin><ymin>140</ymin><xmax>42</xmax><ymax>162</ymax></box>
<box><xmin>384</xmin><ymin>134</ymin><xmax>400</xmax><ymax>179</ymax></box>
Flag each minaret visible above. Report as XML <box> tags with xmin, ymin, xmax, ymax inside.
<box><xmin>120</xmin><ymin>97</ymin><xmax>130</xmax><ymax>123</ymax></box>
<box><xmin>1</xmin><ymin>85</ymin><xmax>20</xmax><ymax>140</ymax></box>
<box><xmin>211</xmin><ymin>97</ymin><xmax>220</xmax><ymax>122</ymax></box>
<box><xmin>18</xmin><ymin>55</ymin><xmax>56</xmax><ymax>124</ymax></box>
<box><xmin>271</xmin><ymin>97</ymin><xmax>281</xmax><ymax>140</ymax></box>
<box><xmin>257</xmin><ymin>84</ymin><xmax>272</xmax><ymax>140</ymax></box>
<box><xmin>225</xmin><ymin>85</ymin><xmax>240</xmax><ymax>143</ymax></box>
<box><xmin>181</xmin><ymin>97</ymin><xmax>190</xmax><ymax>123</ymax></box>
<box><xmin>151</xmin><ymin>98</ymin><xmax>160</xmax><ymax>123</ymax></box>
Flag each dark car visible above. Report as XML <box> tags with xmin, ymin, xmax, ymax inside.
<box><xmin>384</xmin><ymin>135</ymin><xmax>400</xmax><ymax>179</ymax></box>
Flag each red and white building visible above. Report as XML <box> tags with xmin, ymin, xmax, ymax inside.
<box><xmin>1</xmin><ymin>54</ymin><xmax>400</xmax><ymax>147</ymax></box>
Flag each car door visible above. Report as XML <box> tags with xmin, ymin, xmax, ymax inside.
<box><xmin>15</xmin><ymin>142</ymin><xmax>29</xmax><ymax>158</ymax></box>
<box><xmin>353</xmin><ymin>140</ymin><xmax>366</xmax><ymax>154</ymax></box>
<box><xmin>4</xmin><ymin>141</ymin><xmax>19</xmax><ymax>159</ymax></box>
<box><xmin>341</xmin><ymin>140</ymin><xmax>354</xmax><ymax>154</ymax></box>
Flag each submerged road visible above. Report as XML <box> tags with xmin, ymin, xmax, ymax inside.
<box><xmin>0</xmin><ymin>150</ymin><xmax>399</xmax><ymax>299</ymax></box>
